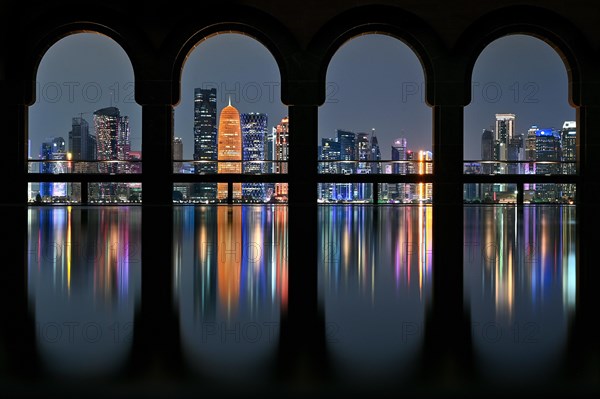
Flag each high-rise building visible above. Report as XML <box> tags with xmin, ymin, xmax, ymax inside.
<box><xmin>370</xmin><ymin>128</ymin><xmax>381</xmax><ymax>174</ymax></box>
<box><xmin>391</xmin><ymin>138</ymin><xmax>407</xmax><ymax>174</ymax></box>
<box><xmin>275</xmin><ymin>117</ymin><xmax>289</xmax><ymax>199</ymax></box>
<box><xmin>118</xmin><ymin>115</ymin><xmax>130</xmax><ymax>163</ymax></box>
<box><xmin>507</xmin><ymin>133</ymin><xmax>523</xmax><ymax>174</ymax></box>
<box><xmin>39</xmin><ymin>137</ymin><xmax>67</xmax><ymax>198</ymax></box>
<box><xmin>405</xmin><ymin>150</ymin><xmax>416</xmax><ymax>202</ymax></box>
<box><xmin>265</xmin><ymin>127</ymin><xmax>275</xmax><ymax>174</ymax></box>
<box><xmin>480</xmin><ymin>128</ymin><xmax>496</xmax><ymax>199</ymax></box>
<box><xmin>356</xmin><ymin>133</ymin><xmax>371</xmax><ymax>174</ymax></box>
<box><xmin>319</xmin><ymin>138</ymin><xmax>341</xmax><ymax>200</ymax></box>
<box><xmin>495</xmin><ymin>113</ymin><xmax>515</xmax><ymax>145</ymax></box>
<box><xmin>526</xmin><ymin>126</ymin><xmax>561</xmax><ymax>201</ymax></box>
<box><xmin>173</xmin><ymin>137</ymin><xmax>183</xmax><ymax>173</ymax></box>
<box><xmin>337</xmin><ymin>129</ymin><xmax>356</xmax><ymax>173</ymax></box>
<box><xmin>192</xmin><ymin>88</ymin><xmax>218</xmax><ymax>200</ymax></box>
<box><xmin>193</xmin><ymin>88</ymin><xmax>218</xmax><ymax>172</ymax></box>
<box><xmin>391</xmin><ymin>138</ymin><xmax>407</xmax><ymax>201</ymax></box>
<box><xmin>525</xmin><ymin>126</ymin><xmax>538</xmax><ymax>166</ymax></box>
<box><xmin>561</xmin><ymin>121</ymin><xmax>576</xmax><ymax>174</ymax></box>
<box><xmin>336</xmin><ymin>129</ymin><xmax>356</xmax><ymax>200</ymax></box>
<box><xmin>241</xmin><ymin>112</ymin><xmax>267</xmax><ymax>174</ymax></box>
<box><xmin>355</xmin><ymin>132</ymin><xmax>372</xmax><ymax>201</ymax></box>
<box><xmin>217</xmin><ymin>99</ymin><xmax>242</xmax><ymax>200</ymax></box>
<box><xmin>561</xmin><ymin>121</ymin><xmax>576</xmax><ymax>200</ymax></box>
<box><xmin>418</xmin><ymin>150</ymin><xmax>433</xmax><ymax>202</ymax></box>
<box><xmin>241</xmin><ymin>112</ymin><xmax>268</xmax><ymax>201</ymax></box>
<box><xmin>94</xmin><ymin>106</ymin><xmax>129</xmax><ymax>171</ymax></box>
<box><xmin>481</xmin><ymin>129</ymin><xmax>495</xmax><ymax>169</ymax></box>
<box><xmin>94</xmin><ymin>106</ymin><xmax>130</xmax><ymax>199</ymax></box>
<box><xmin>69</xmin><ymin>116</ymin><xmax>97</xmax><ymax>174</ymax></box>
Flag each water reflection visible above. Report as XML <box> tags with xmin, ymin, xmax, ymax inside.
<box><xmin>318</xmin><ymin>205</ymin><xmax>432</xmax><ymax>383</ymax></box>
<box><xmin>464</xmin><ymin>205</ymin><xmax>576</xmax><ymax>382</ymax></box>
<box><xmin>173</xmin><ymin>205</ymin><xmax>288</xmax><ymax>379</ymax></box>
<box><xmin>27</xmin><ymin>206</ymin><xmax>141</xmax><ymax>377</ymax></box>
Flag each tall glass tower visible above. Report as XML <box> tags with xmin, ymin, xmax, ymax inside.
<box><xmin>241</xmin><ymin>112</ymin><xmax>268</xmax><ymax>201</ymax></box>
<box><xmin>69</xmin><ymin>116</ymin><xmax>97</xmax><ymax>173</ymax></box>
<box><xmin>93</xmin><ymin>106</ymin><xmax>129</xmax><ymax>198</ymax></box>
<box><xmin>39</xmin><ymin>137</ymin><xmax>66</xmax><ymax>198</ymax></box>
<box><xmin>241</xmin><ymin>112</ymin><xmax>267</xmax><ymax>174</ymax></box>
<box><xmin>193</xmin><ymin>88</ymin><xmax>217</xmax><ymax>172</ymax></box>
<box><xmin>275</xmin><ymin>117</ymin><xmax>289</xmax><ymax>200</ymax></box>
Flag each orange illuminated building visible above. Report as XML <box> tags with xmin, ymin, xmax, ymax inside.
<box><xmin>217</xmin><ymin>98</ymin><xmax>242</xmax><ymax>200</ymax></box>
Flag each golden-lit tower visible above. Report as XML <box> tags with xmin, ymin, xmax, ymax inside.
<box><xmin>217</xmin><ymin>98</ymin><xmax>242</xmax><ymax>200</ymax></box>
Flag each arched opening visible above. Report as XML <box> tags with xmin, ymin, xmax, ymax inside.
<box><xmin>462</xmin><ymin>34</ymin><xmax>577</xmax><ymax>383</ymax></box>
<box><xmin>463</xmin><ymin>34</ymin><xmax>576</xmax><ymax>204</ymax></box>
<box><xmin>28</xmin><ymin>32</ymin><xmax>142</xmax><ymax>204</ymax></box>
<box><xmin>173</xmin><ymin>33</ymin><xmax>288</xmax><ymax>204</ymax></box>
<box><xmin>172</xmin><ymin>33</ymin><xmax>288</xmax><ymax>379</ymax></box>
<box><xmin>317</xmin><ymin>33</ymin><xmax>432</xmax><ymax>383</ymax></box>
<box><xmin>318</xmin><ymin>33</ymin><xmax>432</xmax><ymax>205</ymax></box>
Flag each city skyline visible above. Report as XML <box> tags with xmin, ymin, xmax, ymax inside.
<box><xmin>28</xmin><ymin>32</ymin><xmax>575</xmax><ymax>164</ymax></box>
<box><xmin>30</xmin><ymin>33</ymin><xmax>141</xmax><ymax>159</ymax></box>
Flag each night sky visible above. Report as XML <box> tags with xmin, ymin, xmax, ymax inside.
<box><xmin>29</xmin><ymin>32</ymin><xmax>574</xmax><ymax>161</ymax></box>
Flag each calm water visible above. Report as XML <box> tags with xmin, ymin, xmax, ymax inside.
<box><xmin>464</xmin><ymin>205</ymin><xmax>576</xmax><ymax>383</ymax></box>
<box><xmin>173</xmin><ymin>206</ymin><xmax>288</xmax><ymax>380</ymax></box>
<box><xmin>16</xmin><ymin>204</ymin><xmax>583</xmax><ymax>396</ymax></box>
<box><xmin>318</xmin><ymin>205</ymin><xmax>432</xmax><ymax>383</ymax></box>
<box><xmin>27</xmin><ymin>206</ymin><xmax>141</xmax><ymax>377</ymax></box>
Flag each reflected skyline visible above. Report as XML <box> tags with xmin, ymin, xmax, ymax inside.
<box><xmin>464</xmin><ymin>205</ymin><xmax>576</xmax><ymax>382</ymax></box>
<box><xmin>27</xmin><ymin>206</ymin><xmax>141</xmax><ymax>377</ymax></box>
<box><xmin>173</xmin><ymin>205</ymin><xmax>288</xmax><ymax>379</ymax></box>
<box><xmin>318</xmin><ymin>205</ymin><xmax>432</xmax><ymax>383</ymax></box>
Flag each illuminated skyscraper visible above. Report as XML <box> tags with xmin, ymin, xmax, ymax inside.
<box><xmin>94</xmin><ymin>107</ymin><xmax>129</xmax><ymax>172</ymax></box>
<box><xmin>480</xmin><ymin>128</ymin><xmax>495</xmax><ymax>198</ymax></box>
<box><xmin>275</xmin><ymin>117</ymin><xmax>289</xmax><ymax>199</ymax></box>
<box><xmin>118</xmin><ymin>115</ymin><xmax>131</xmax><ymax>163</ymax></box>
<box><xmin>241</xmin><ymin>112</ymin><xmax>267</xmax><ymax>201</ymax></box>
<box><xmin>193</xmin><ymin>88</ymin><xmax>217</xmax><ymax>172</ymax></box>
<box><xmin>217</xmin><ymin>99</ymin><xmax>242</xmax><ymax>200</ymax></box>
<box><xmin>336</xmin><ymin>129</ymin><xmax>355</xmax><ymax>200</ymax></box>
<box><xmin>93</xmin><ymin>107</ymin><xmax>130</xmax><ymax>199</ymax></box>
<box><xmin>418</xmin><ymin>150</ymin><xmax>433</xmax><ymax>202</ymax></box>
<box><xmin>69</xmin><ymin>117</ymin><xmax>97</xmax><ymax>162</ymax></box>
<box><xmin>370</xmin><ymin>128</ymin><xmax>381</xmax><ymax>174</ymax></box>
<box><xmin>265</xmin><ymin>128</ymin><xmax>275</xmax><ymax>173</ymax></box>
<box><xmin>561</xmin><ymin>121</ymin><xmax>576</xmax><ymax>173</ymax></box>
<box><xmin>241</xmin><ymin>112</ymin><xmax>267</xmax><ymax>173</ymax></box>
<box><xmin>495</xmin><ymin>113</ymin><xmax>515</xmax><ymax>145</ymax></box>
<box><xmin>173</xmin><ymin>136</ymin><xmax>183</xmax><ymax>173</ymax></box>
<box><xmin>318</xmin><ymin>138</ymin><xmax>341</xmax><ymax>200</ymax></box>
<box><xmin>192</xmin><ymin>88</ymin><xmax>218</xmax><ymax>200</ymax></box>
<box><xmin>39</xmin><ymin>137</ymin><xmax>66</xmax><ymax>198</ymax></box>
<box><xmin>391</xmin><ymin>138</ymin><xmax>407</xmax><ymax>174</ymax></box>
<box><xmin>526</xmin><ymin>126</ymin><xmax>561</xmax><ymax>201</ymax></box>
<box><xmin>391</xmin><ymin>138</ymin><xmax>407</xmax><ymax>201</ymax></box>
<box><xmin>561</xmin><ymin>121</ymin><xmax>576</xmax><ymax>200</ymax></box>
<box><xmin>356</xmin><ymin>133</ymin><xmax>371</xmax><ymax>174</ymax></box>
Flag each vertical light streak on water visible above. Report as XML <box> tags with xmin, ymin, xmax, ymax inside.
<box><xmin>66</xmin><ymin>206</ymin><xmax>72</xmax><ymax>294</ymax></box>
<box><xmin>418</xmin><ymin>205</ymin><xmax>423</xmax><ymax>297</ymax></box>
